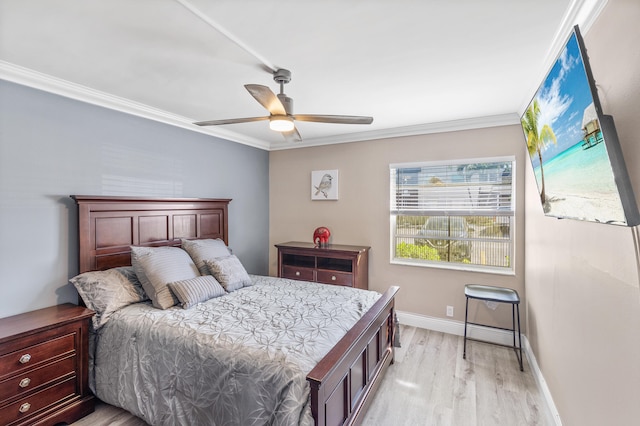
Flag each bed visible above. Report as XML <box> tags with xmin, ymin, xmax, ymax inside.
<box><xmin>71</xmin><ymin>195</ymin><xmax>398</xmax><ymax>426</ymax></box>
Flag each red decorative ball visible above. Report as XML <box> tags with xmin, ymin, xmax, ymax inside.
<box><xmin>313</xmin><ymin>227</ymin><xmax>331</xmax><ymax>247</ymax></box>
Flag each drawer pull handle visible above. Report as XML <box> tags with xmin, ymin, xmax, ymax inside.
<box><xmin>19</xmin><ymin>354</ymin><xmax>31</xmax><ymax>364</ymax></box>
<box><xmin>19</xmin><ymin>378</ymin><xmax>31</xmax><ymax>388</ymax></box>
<box><xmin>331</xmin><ymin>275</ymin><xmax>336</xmax><ymax>281</ymax></box>
<box><xmin>295</xmin><ymin>271</ymin><xmax>300</xmax><ymax>276</ymax></box>
<box><xmin>19</xmin><ymin>403</ymin><xmax>31</xmax><ymax>413</ymax></box>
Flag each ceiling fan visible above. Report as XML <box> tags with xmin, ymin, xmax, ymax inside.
<box><xmin>194</xmin><ymin>69</ymin><xmax>373</xmax><ymax>142</ymax></box>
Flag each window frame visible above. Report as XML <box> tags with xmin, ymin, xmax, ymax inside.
<box><xmin>390</xmin><ymin>156</ymin><xmax>516</xmax><ymax>275</ymax></box>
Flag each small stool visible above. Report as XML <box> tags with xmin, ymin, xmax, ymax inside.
<box><xmin>463</xmin><ymin>284</ymin><xmax>523</xmax><ymax>371</ymax></box>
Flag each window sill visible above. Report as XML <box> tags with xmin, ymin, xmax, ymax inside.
<box><xmin>390</xmin><ymin>258</ymin><xmax>515</xmax><ymax>276</ymax></box>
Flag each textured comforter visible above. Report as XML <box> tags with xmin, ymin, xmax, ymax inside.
<box><xmin>92</xmin><ymin>275</ymin><xmax>381</xmax><ymax>426</ymax></box>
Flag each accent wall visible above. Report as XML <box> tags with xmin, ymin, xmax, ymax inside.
<box><xmin>0</xmin><ymin>80</ymin><xmax>270</xmax><ymax>319</ymax></box>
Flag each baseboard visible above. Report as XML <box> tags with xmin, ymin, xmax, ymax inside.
<box><xmin>521</xmin><ymin>337</ymin><xmax>563</xmax><ymax>426</ymax></box>
<box><xmin>396</xmin><ymin>310</ymin><xmax>516</xmax><ymax>345</ymax></box>
<box><xmin>396</xmin><ymin>310</ymin><xmax>562</xmax><ymax>426</ymax></box>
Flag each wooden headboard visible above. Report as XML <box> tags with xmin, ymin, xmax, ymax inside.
<box><xmin>72</xmin><ymin>196</ymin><xmax>231</xmax><ymax>274</ymax></box>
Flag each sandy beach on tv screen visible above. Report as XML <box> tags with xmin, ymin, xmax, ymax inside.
<box><xmin>536</xmin><ymin>141</ymin><xmax>627</xmax><ymax>224</ymax></box>
<box><xmin>544</xmin><ymin>190</ymin><xmax>625</xmax><ymax>224</ymax></box>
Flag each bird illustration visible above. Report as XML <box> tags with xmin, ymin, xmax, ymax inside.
<box><xmin>314</xmin><ymin>174</ymin><xmax>333</xmax><ymax>198</ymax></box>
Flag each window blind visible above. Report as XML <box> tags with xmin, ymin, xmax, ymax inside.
<box><xmin>390</xmin><ymin>159</ymin><xmax>514</xmax><ymax>216</ymax></box>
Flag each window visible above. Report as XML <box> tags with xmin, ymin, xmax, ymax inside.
<box><xmin>390</xmin><ymin>157</ymin><xmax>515</xmax><ymax>273</ymax></box>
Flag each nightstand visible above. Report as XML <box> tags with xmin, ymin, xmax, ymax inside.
<box><xmin>0</xmin><ymin>303</ymin><xmax>95</xmax><ymax>425</ymax></box>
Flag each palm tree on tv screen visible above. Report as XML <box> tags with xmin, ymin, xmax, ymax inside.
<box><xmin>522</xmin><ymin>99</ymin><xmax>557</xmax><ymax>205</ymax></box>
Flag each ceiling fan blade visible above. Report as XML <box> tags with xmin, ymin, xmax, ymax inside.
<box><xmin>194</xmin><ymin>116</ymin><xmax>269</xmax><ymax>126</ymax></box>
<box><xmin>244</xmin><ymin>84</ymin><xmax>287</xmax><ymax>115</ymax></box>
<box><xmin>282</xmin><ymin>126</ymin><xmax>302</xmax><ymax>143</ymax></box>
<box><xmin>292</xmin><ymin>114</ymin><xmax>373</xmax><ymax>125</ymax></box>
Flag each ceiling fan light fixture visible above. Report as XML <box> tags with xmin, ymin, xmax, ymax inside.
<box><xmin>269</xmin><ymin>115</ymin><xmax>295</xmax><ymax>132</ymax></box>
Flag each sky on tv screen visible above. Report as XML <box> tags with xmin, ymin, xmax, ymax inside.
<box><xmin>529</xmin><ymin>31</ymin><xmax>595</xmax><ymax>168</ymax></box>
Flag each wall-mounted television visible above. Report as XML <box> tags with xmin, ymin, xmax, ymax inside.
<box><xmin>521</xmin><ymin>25</ymin><xmax>639</xmax><ymax>226</ymax></box>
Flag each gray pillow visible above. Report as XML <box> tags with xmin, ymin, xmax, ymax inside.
<box><xmin>168</xmin><ymin>276</ymin><xmax>226</xmax><ymax>309</ymax></box>
<box><xmin>181</xmin><ymin>238</ymin><xmax>231</xmax><ymax>275</ymax></box>
<box><xmin>204</xmin><ymin>255</ymin><xmax>252</xmax><ymax>292</ymax></box>
<box><xmin>131</xmin><ymin>246</ymin><xmax>200</xmax><ymax>309</ymax></box>
<box><xmin>115</xmin><ymin>266</ymin><xmax>145</xmax><ymax>290</ymax></box>
<box><xmin>70</xmin><ymin>267</ymin><xmax>147</xmax><ymax>329</ymax></box>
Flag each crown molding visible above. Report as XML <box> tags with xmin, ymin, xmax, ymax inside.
<box><xmin>0</xmin><ymin>59</ymin><xmax>520</xmax><ymax>152</ymax></box>
<box><xmin>0</xmin><ymin>60</ymin><xmax>270</xmax><ymax>151</ymax></box>
<box><xmin>518</xmin><ymin>0</ymin><xmax>609</xmax><ymax>115</ymax></box>
<box><xmin>269</xmin><ymin>113</ymin><xmax>521</xmax><ymax>151</ymax></box>
<box><xmin>1</xmin><ymin>0</ymin><xmax>606</xmax><ymax>153</ymax></box>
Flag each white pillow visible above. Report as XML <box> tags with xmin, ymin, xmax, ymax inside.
<box><xmin>181</xmin><ymin>238</ymin><xmax>231</xmax><ymax>275</ymax></box>
<box><xmin>204</xmin><ymin>255</ymin><xmax>252</xmax><ymax>292</ymax></box>
<box><xmin>131</xmin><ymin>246</ymin><xmax>200</xmax><ymax>309</ymax></box>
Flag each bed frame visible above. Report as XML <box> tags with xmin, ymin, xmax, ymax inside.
<box><xmin>72</xmin><ymin>195</ymin><xmax>398</xmax><ymax>426</ymax></box>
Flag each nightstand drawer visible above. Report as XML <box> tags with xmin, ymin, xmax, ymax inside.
<box><xmin>0</xmin><ymin>355</ymin><xmax>76</xmax><ymax>403</ymax></box>
<box><xmin>282</xmin><ymin>265</ymin><xmax>315</xmax><ymax>281</ymax></box>
<box><xmin>317</xmin><ymin>270</ymin><xmax>353</xmax><ymax>286</ymax></box>
<box><xmin>0</xmin><ymin>376</ymin><xmax>76</xmax><ymax>425</ymax></box>
<box><xmin>0</xmin><ymin>304</ymin><xmax>95</xmax><ymax>425</ymax></box>
<box><xmin>0</xmin><ymin>334</ymin><xmax>75</xmax><ymax>379</ymax></box>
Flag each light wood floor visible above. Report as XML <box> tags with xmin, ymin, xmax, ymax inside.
<box><xmin>362</xmin><ymin>326</ymin><xmax>550</xmax><ymax>425</ymax></box>
<box><xmin>72</xmin><ymin>326</ymin><xmax>551</xmax><ymax>426</ymax></box>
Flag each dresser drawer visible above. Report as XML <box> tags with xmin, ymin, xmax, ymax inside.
<box><xmin>0</xmin><ymin>355</ymin><xmax>76</xmax><ymax>403</ymax></box>
<box><xmin>0</xmin><ymin>333</ymin><xmax>76</xmax><ymax>380</ymax></box>
<box><xmin>317</xmin><ymin>270</ymin><xmax>353</xmax><ymax>286</ymax></box>
<box><xmin>276</xmin><ymin>242</ymin><xmax>369</xmax><ymax>290</ymax></box>
<box><xmin>282</xmin><ymin>265</ymin><xmax>315</xmax><ymax>281</ymax></box>
<box><xmin>0</xmin><ymin>376</ymin><xmax>76</xmax><ymax>425</ymax></box>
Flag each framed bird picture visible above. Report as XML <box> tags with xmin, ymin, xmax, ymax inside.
<box><xmin>311</xmin><ymin>169</ymin><xmax>339</xmax><ymax>200</ymax></box>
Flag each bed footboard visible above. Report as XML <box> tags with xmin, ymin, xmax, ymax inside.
<box><xmin>307</xmin><ymin>286</ymin><xmax>399</xmax><ymax>426</ymax></box>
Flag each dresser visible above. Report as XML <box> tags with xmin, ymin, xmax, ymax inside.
<box><xmin>0</xmin><ymin>304</ymin><xmax>95</xmax><ymax>426</ymax></box>
<box><xmin>275</xmin><ymin>241</ymin><xmax>370</xmax><ymax>290</ymax></box>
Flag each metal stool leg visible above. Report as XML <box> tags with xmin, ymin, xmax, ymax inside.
<box><xmin>463</xmin><ymin>296</ymin><xmax>469</xmax><ymax>359</ymax></box>
<box><xmin>510</xmin><ymin>303</ymin><xmax>524</xmax><ymax>371</ymax></box>
<box><xmin>512</xmin><ymin>304</ymin><xmax>516</xmax><ymax>349</ymax></box>
<box><xmin>517</xmin><ymin>303</ymin><xmax>523</xmax><ymax>371</ymax></box>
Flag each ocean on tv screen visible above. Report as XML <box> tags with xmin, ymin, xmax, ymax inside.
<box><xmin>533</xmin><ymin>140</ymin><xmax>625</xmax><ymax>224</ymax></box>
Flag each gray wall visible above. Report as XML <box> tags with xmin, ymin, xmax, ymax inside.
<box><xmin>0</xmin><ymin>80</ymin><xmax>269</xmax><ymax>319</ymax></box>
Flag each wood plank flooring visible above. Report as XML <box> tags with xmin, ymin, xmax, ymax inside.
<box><xmin>72</xmin><ymin>326</ymin><xmax>551</xmax><ymax>426</ymax></box>
<box><xmin>362</xmin><ymin>326</ymin><xmax>551</xmax><ymax>426</ymax></box>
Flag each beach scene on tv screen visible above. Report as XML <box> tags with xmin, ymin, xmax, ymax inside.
<box><xmin>521</xmin><ymin>31</ymin><xmax>626</xmax><ymax>224</ymax></box>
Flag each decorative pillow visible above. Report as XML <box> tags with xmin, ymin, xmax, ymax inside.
<box><xmin>181</xmin><ymin>238</ymin><xmax>231</xmax><ymax>275</ymax></box>
<box><xmin>204</xmin><ymin>255</ymin><xmax>252</xmax><ymax>292</ymax></box>
<box><xmin>70</xmin><ymin>268</ymin><xmax>147</xmax><ymax>329</ymax></box>
<box><xmin>131</xmin><ymin>246</ymin><xmax>200</xmax><ymax>309</ymax></box>
<box><xmin>168</xmin><ymin>275</ymin><xmax>226</xmax><ymax>309</ymax></box>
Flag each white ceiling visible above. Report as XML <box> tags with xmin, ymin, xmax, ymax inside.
<box><xmin>0</xmin><ymin>0</ymin><xmax>606</xmax><ymax>151</ymax></box>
